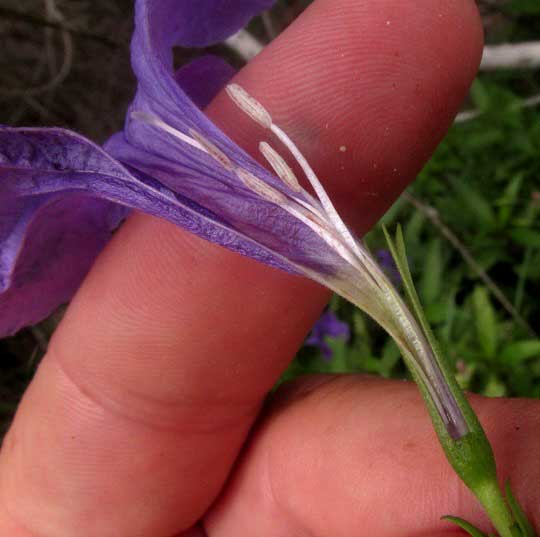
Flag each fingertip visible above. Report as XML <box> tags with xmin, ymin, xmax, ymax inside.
<box><xmin>212</xmin><ymin>0</ymin><xmax>484</xmax><ymax>232</ymax></box>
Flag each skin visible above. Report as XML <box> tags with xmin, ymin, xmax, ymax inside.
<box><xmin>1</xmin><ymin>0</ymin><xmax>537</xmax><ymax>536</ymax></box>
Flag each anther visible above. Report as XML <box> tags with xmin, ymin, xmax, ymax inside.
<box><xmin>235</xmin><ymin>168</ymin><xmax>287</xmax><ymax>205</ymax></box>
<box><xmin>226</xmin><ymin>84</ymin><xmax>273</xmax><ymax>129</ymax></box>
<box><xmin>189</xmin><ymin>129</ymin><xmax>234</xmax><ymax>170</ymax></box>
<box><xmin>259</xmin><ymin>142</ymin><xmax>301</xmax><ymax>192</ymax></box>
<box><xmin>269</xmin><ymin>122</ymin><xmax>366</xmax><ymax>263</ymax></box>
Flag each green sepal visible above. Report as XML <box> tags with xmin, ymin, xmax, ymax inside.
<box><xmin>505</xmin><ymin>481</ymin><xmax>537</xmax><ymax>537</ymax></box>
<box><xmin>383</xmin><ymin>225</ymin><xmax>497</xmax><ymax>489</ymax></box>
<box><xmin>383</xmin><ymin>225</ymin><xmax>517</xmax><ymax>537</ymax></box>
<box><xmin>443</xmin><ymin>515</ymin><xmax>490</xmax><ymax>537</ymax></box>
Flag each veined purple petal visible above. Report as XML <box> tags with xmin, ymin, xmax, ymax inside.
<box><xmin>0</xmin><ymin>126</ymin><xmax>346</xmax><ymax>336</ymax></box>
<box><xmin>1</xmin><ymin>0</ymin><xmax>354</xmax><ymax>337</ymax></box>
<box><xmin>109</xmin><ymin>0</ymin><xmax>345</xmax><ymax>275</ymax></box>
<box><xmin>123</xmin><ymin>0</ymin><xmax>280</xmax><ymax>205</ymax></box>
<box><xmin>129</xmin><ymin>0</ymin><xmax>272</xmax><ymax>143</ymax></box>
<box><xmin>137</xmin><ymin>0</ymin><xmax>275</xmax><ymax>51</ymax></box>
<box><xmin>105</xmin><ymin>131</ymin><xmax>340</xmax><ymax>274</ymax></box>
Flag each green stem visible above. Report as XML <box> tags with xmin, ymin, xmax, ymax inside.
<box><xmin>475</xmin><ymin>482</ymin><xmax>517</xmax><ymax>537</ymax></box>
<box><xmin>382</xmin><ymin>226</ymin><xmax>526</xmax><ymax>536</ymax></box>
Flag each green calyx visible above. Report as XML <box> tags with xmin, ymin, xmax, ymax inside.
<box><xmin>444</xmin><ymin>481</ymin><xmax>538</xmax><ymax>537</ymax></box>
<box><xmin>383</xmin><ymin>225</ymin><xmax>537</xmax><ymax>537</ymax></box>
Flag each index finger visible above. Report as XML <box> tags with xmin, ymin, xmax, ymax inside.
<box><xmin>0</xmin><ymin>1</ymin><xmax>483</xmax><ymax>536</ymax></box>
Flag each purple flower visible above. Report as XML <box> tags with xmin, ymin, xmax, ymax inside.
<box><xmin>376</xmin><ymin>248</ymin><xmax>402</xmax><ymax>286</ymax></box>
<box><xmin>0</xmin><ymin>0</ymin><xmax>392</xmax><ymax>337</ymax></box>
<box><xmin>0</xmin><ymin>0</ymin><xmax>468</xmax><ymax>438</ymax></box>
<box><xmin>306</xmin><ymin>310</ymin><xmax>350</xmax><ymax>360</ymax></box>
<box><xmin>0</xmin><ymin>0</ymin><xmax>315</xmax><ymax>336</ymax></box>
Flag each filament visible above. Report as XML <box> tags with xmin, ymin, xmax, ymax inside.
<box><xmin>130</xmin><ymin>111</ymin><xmax>206</xmax><ymax>153</ymax></box>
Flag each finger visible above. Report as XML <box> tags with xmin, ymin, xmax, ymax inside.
<box><xmin>0</xmin><ymin>1</ymin><xmax>483</xmax><ymax>536</ymax></box>
<box><xmin>206</xmin><ymin>376</ymin><xmax>540</xmax><ymax>537</ymax></box>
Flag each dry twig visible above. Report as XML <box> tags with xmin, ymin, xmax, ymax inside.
<box><xmin>0</xmin><ymin>6</ymin><xmax>120</xmax><ymax>47</ymax></box>
<box><xmin>0</xmin><ymin>0</ymin><xmax>73</xmax><ymax>98</ymax></box>
<box><xmin>224</xmin><ymin>29</ymin><xmax>265</xmax><ymax>62</ymax></box>
<box><xmin>480</xmin><ymin>41</ymin><xmax>540</xmax><ymax>70</ymax></box>
<box><xmin>455</xmin><ymin>92</ymin><xmax>540</xmax><ymax>123</ymax></box>
<box><xmin>403</xmin><ymin>192</ymin><xmax>537</xmax><ymax>338</ymax></box>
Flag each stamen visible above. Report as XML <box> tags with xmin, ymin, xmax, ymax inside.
<box><xmin>130</xmin><ymin>111</ymin><xmax>207</xmax><ymax>153</ymax></box>
<box><xmin>226</xmin><ymin>84</ymin><xmax>273</xmax><ymax>129</ymax></box>
<box><xmin>258</xmin><ymin>142</ymin><xmax>330</xmax><ymax>223</ymax></box>
<box><xmin>189</xmin><ymin>129</ymin><xmax>234</xmax><ymax>171</ymax></box>
<box><xmin>235</xmin><ymin>168</ymin><xmax>287</xmax><ymax>205</ymax></box>
<box><xmin>270</xmin><ymin>122</ymin><xmax>393</xmax><ymax>292</ymax></box>
<box><xmin>259</xmin><ymin>142</ymin><xmax>301</xmax><ymax>192</ymax></box>
<box><xmin>224</xmin><ymin>84</ymin><xmax>367</xmax><ymax>266</ymax></box>
<box><xmin>282</xmin><ymin>204</ymin><xmax>366</xmax><ymax>270</ymax></box>
<box><xmin>237</xmin><ymin>167</ymin><xmax>362</xmax><ymax>270</ymax></box>
<box><xmin>270</xmin><ymin>123</ymin><xmax>361</xmax><ymax>255</ymax></box>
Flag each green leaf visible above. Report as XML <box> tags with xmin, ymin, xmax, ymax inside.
<box><xmin>506</xmin><ymin>482</ymin><xmax>537</xmax><ymax>537</ymax></box>
<box><xmin>379</xmin><ymin>339</ymin><xmax>401</xmax><ymax>377</ymax></box>
<box><xmin>420</xmin><ymin>238</ymin><xmax>443</xmax><ymax>305</ymax></box>
<box><xmin>500</xmin><ymin>340</ymin><xmax>540</xmax><ymax>366</ymax></box>
<box><xmin>505</xmin><ymin>0</ymin><xmax>540</xmax><ymax>14</ymax></box>
<box><xmin>403</xmin><ymin>209</ymin><xmax>425</xmax><ymax>247</ymax></box>
<box><xmin>471</xmin><ymin>79</ymin><xmax>491</xmax><ymax>111</ymax></box>
<box><xmin>425</xmin><ymin>301</ymin><xmax>450</xmax><ymax>324</ymax></box>
<box><xmin>443</xmin><ymin>515</ymin><xmax>490</xmax><ymax>537</ymax></box>
<box><xmin>383</xmin><ymin>226</ymin><xmax>434</xmax><ymax>349</ymax></box>
<box><xmin>472</xmin><ymin>286</ymin><xmax>498</xmax><ymax>359</ymax></box>
<box><xmin>510</xmin><ymin>229</ymin><xmax>540</xmax><ymax>249</ymax></box>
<box><xmin>325</xmin><ymin>338</ymin><xmax>348</xmax><ymax>373</ymax></box>
<box><xmin>483</xmin><ymin>374</ymin><xmax>507</xmax><ymax>398</ymax></box>
<box><xmin>467</xmin><ymin>130</ymin><xmax>505</xmax><ymax>150</ymax></box>
<box><xmin>379</xmin><ymin>195</ymin><xmax>407</xmax><ymax>227</ymax></box>
<box><xmin>452</xmin><ymin>178</ymin><xmax>496</xmax><ymax>231</ymax></box>
<box><xmin>497</xmin><ymin>174</ymin><xmax>523</xmax><ymax>226</ymax></box>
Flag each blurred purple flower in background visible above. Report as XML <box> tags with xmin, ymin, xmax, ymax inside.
<box><xmin>376</xmin><ymin>248</ymin><xmax>402</xmax><ymax>286</ymax></box>
<box><xmin>306</xmin><ymin>310</ymin><xmax>350</xmax><ymax>360</ymax></box>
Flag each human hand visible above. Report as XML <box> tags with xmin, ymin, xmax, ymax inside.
<box><xmin>2</xmin><ymin>1</ymin><xmax>527</xmax><ymax>536</ymax></box>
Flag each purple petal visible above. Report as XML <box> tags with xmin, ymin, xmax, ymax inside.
<box><xmin>321</xmin><ymin>310</ymin><xmax>350</xmax><ymax>340</ymax></box>
<box><xmin>1</xmin><ymin>126</ymin><xmax>345</xmax><ymax>336</ymax></box>
<box><xmin>109</xmin><ymin>0</ymin><xmax>341</xmax><ymax>276</ymax></box>
<box><xmin>105</xmin><ymin>131</ymin><xmax>338</xmax><ymax>274</ymax></box>
<box><xmin>0</xmin><ymin>196</ymin><xmax>124</xmax><ymax>337</ymax></box>
<box><xmin>174</xmin><ymin>56</ymin><xmax>236</xmax><ymax>109</ymax></box>
<box><xmin>135</xmin><ymin>0</ymin><xmax>274</xmax><ymax>51</ymax></box>
<box><xmin>0</xmin><ymin>0</ymin><xmax>353</xmax><ymax>337</ymax></box>
<box><xmin>124</xmin><ymin>0</ymin><xmax>274</xmax><ymax>199</ymax></box>
<box><xmin>129</xmin><ymin>0</ymin><xmax>272</xmax><ymax>133</ymax></box>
